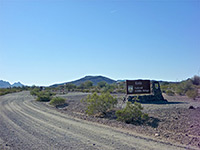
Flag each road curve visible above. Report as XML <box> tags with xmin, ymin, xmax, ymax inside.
<box><xmin>0</xmin><ymin>91</ymin><xmax>195</xmax><ymax>150</ymax></box>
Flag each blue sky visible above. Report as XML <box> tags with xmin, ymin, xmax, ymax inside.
<box><xmin>0</xmin><ymin>0</ymin><xmax>200</xmax><ymax>86</ymax></box>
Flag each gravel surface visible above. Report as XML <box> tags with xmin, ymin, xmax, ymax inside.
<box><xmin>0</xmin><ymin>91</ymin><xmax>195</xmax><ymax>150</ymax></box>
<box><xmin>55</xmin><ymin>92</ymin><xmax>200</xmax><ymax>149</ymax></box>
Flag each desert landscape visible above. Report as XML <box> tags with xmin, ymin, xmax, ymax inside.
<box><xmin>0</xmin><ymin>91</ymin><xmax>199</xmax><ymax>150</ymax></box>
<box><xmin>1</xmin><ymin>75</ymin><xmax>200</xmax><ymax>149</ymax></box>
<box><xmin>52</xmin><ymin>92</ymin><xmax>200</xmax><ymax>149</ymax></box>
<box><xmin>1</xmin><ymin>1</ymin><xmax>199</xmax><ymax>149</ymax></box>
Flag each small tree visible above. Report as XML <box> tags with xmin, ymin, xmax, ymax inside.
<box><xmin>84</xmin><ymin>92</ymin><xmax>117</xmax><ymax>116</ymax></box>
<box><xmin>116</xmin><ymin>102</ymin><xmax>149</xmax><ymax>124</ymax></box>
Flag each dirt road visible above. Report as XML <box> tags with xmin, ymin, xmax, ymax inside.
<box><xmin>0</xmin><ymin>91</ymin><xmax>195</xmax><ymax>150</ymax></box>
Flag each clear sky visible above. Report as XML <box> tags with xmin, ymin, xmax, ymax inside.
<box><xmin>0</xmin><ymin>0</ymin><xmax>200</xmax><ymax>86</ymax></box>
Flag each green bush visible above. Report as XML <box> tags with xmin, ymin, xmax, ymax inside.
<box><xmin>30</xmin><ymin>88</ymin><xmax>40</xmax><ymax>96</ymax></box>
<box><xmin>186</xmin><ymin>89</ymin><xmax>198</xmax><ymax>100</ymax></box>
<box><xmin>116</xmin><ymin>102</ymin><xmax>149</xmax><ymax>124</ymax></box>
<box><xmin>116</xmin><ymin>89</ymin><xmax>125</xmax><ymax>93</ymax></box>
<box><xmin>36</xmin><ymin>91</ymin><xmax>53</xmax><ymax>102</ymax></box>
<box><xmin>176</xmin><ymin>80</ymin><xmax>193</xmax><ymax>95</ymax></box>
<box><xmin>0</xmin><ymin>88</ymin><xmax>24</xmax><ymax>96</ymax></box>
<box><xmin>0</xmin><ymin>89</ymin><xmax>9</xmax><ymax>96</ymax></box>
<box><xmin>50</xmin><ymin>97</ymin><xmax>66</xmax><ymax>106</ymax></box>
<box><xmin>65</xmin><ymin>83</ymin><xmax>76</xmax><ymax>91</ymax></box>
<box><xmin>97</xmin><ymin>81</ymin><xmax>107</xmax><ymax>88</ymax></box>
<box><xmin>84</xmin><ymin>92</ymin><xmax>117</xmax><ymax>116</ymax></box>
<box><xmin>102</xmin><ymin>84</ymin><xmax>115</xmax><ymax>93</ymax></box>
<box><xmin>166</xmin><ymin>90</ymin><xmax>175</xmax><ymax>96</ymax></box>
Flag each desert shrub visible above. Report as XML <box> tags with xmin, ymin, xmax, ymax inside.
<box><xmin>102</xmin><ymin>84</ymin><xmax>115</xmax><ymax>93</ymax></box>
<box><xmin>83</xmin><ymin>89</ymin><xmax>90</xmax><ymax>93</ymax></box>
<box><xmin>116</xmin><ymin>102</ymin><xmax>149</xmax><ymax>124</ymax></box>
<box><xmin>166</xmin><ymin>90</ymin><xmax>175</xmax><ymax>96</ymax></box>
<box><xmin>65</xmin><ymin>83</ymin><xmax>76</xmax><ymax>91</ymax></box>
<box><xmin>36</xmin><ymin>91</ymin><xmax>53</xmax><ymax>102</ymax></box>
<box><xmin>90</xmin><ymin>88</ymin><xmax>100</xmax><ymax>93</ymax></box>
<box><xmin>0</xmin><ymin>89</ymin><xmax>10</xmax><ymax>96</ymax></box>
<box><xmin>0</xmin><ymin>89</ymin><xmax>7</xmax><ymax>95</ymax></box>
<box><xmin>50</xmin><ymin>97</ymin><xmax>66</xmax><ymax>106</ymax></box>
<box><xmin>97</xmin><ymin>81</ymin><xmax>107</xmax><ymax>88</ymax></box>
<box><xmin>191</xmin><ymin>75</ymin><xmax>200</xmax><ymax>85</ymax></box>
<box><xmin>118</xmin><ymin>82</ymin><xmax>125</xmax><ymax>89</ymax></box>
<box><xmin>116</xmin><ymin>89</ymin><xmax>125</xmax><ymax>93</ymax></box>
<box><xmin>84</xmin><ymin>92</ymin><xmax>117</xmax><ymax>115</ymax></box>
<box><xmin>176</xmin><ymin>80</ymin><xmax>193</xmax><ymax>95</ymax></box>
<box><xmin>84</xmin><ymin>81</ymin><xmax>93</xmax><ymax>88</ymax></box>
<box><xmin>0</xmin><ymin>87</ymin><xmax>24</xmax><ymax>96</ymax></box>
<box><xmin>30</xmin><ymin>88</ymin><xmax>40</xmax><ymax>96</ymax></box>
<box><xmin>186</xmin><ymin>89</ymin><xmax>198</xmax><ymax>100</ymax></box>
<box><xmin>160</xmin><ymin>84</ymin><xmax>168</xmax><ymax>93</ymax></box>
<box><xmin>77</xmin><ymin>83</ymin><xmax>85</xmax><ymax>89</ymax></box>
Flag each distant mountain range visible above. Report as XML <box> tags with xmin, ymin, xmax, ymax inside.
<box><xmin>1</xmin><ymin>75</ymin><xmax>180</xmax><ymax>89</ymax></box>
<box><xmin>0</xmin><ymin>80</ymin><xmax>24</xmax><ymax>88</ymax></box>
<box><xmin>50</xmin><ymin>75</ymin><xmax>116</xmax><ymax>87</ymax></box>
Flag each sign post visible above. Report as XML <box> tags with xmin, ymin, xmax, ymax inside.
<box><xmin>126</xmin><ymin>80</ymin><xmax>151</xmax><ymax>95</ymax></box>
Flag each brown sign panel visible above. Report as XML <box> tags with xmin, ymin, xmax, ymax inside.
<box><xmin>126</xmin><ymin>80</ymin><xmax>151</xmax><ymax>95</ymax></box>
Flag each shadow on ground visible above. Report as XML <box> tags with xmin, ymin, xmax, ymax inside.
<box><xmin>102</xmin><ymin>110</ymin><xmax>161</xmax><ymax>128</ymax></box>
<box><xmin>147</xmin><ymin>117</ymin><xmax>160</xmax><ymax>128</ymax></box>
<box><xmin>140</xmin><ymin>101</ymin><xmax>187</xmax><ymax>105</ymax></box>
<box><xmin>56</xmin><ymin>103</ymin><xmax>68</xmax><ymax>109</ymax></box>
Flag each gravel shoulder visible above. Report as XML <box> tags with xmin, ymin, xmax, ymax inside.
<box><xmin>55</xmin><ymin>92</ymin><xmax>200</xmax><ymax>149</ymax></box>
<box><xmin>0</xmin><ymin>91</ymin><xmax>196</xmax><ymax>150</ymax></box>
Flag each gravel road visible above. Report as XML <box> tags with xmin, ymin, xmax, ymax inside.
<box><xmin>0</xmin><ymin>91</ymin><xmax>195</xmax><ymax>150</ymax></box>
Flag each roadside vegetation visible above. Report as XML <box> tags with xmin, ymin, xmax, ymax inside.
<box><xmin>36</xmin><ymin>91</ymin><xmax>54</xmax><ymax>102</ymax></box>
<box><xmin>116</xmin><ymin>102</ymin><xmax>149</xmax><ymax>124</ymax></box>
<box><xmin>30</xmin><ymin>88</ymin><xmax>66</xmax><ymax>107</ymax></box>
<box><xmin>82</xmin><ymin>92</ymin><xmax>149</xmax><ymax>125</ymax></box>
<box><xmin>49</xmin><ymin>97</ymin><xmax>66</xmax><ymax>106</ymax></box>
<box><xmin>30</xmin><ymin>87</ymin><xmax>55</xmax><ymax>101</ymax></box>
<box><xmin>160</xmin><ymin>75</ymin><xmax>200</xmax><ymax>99</ymax></box>
<box><xmin>52</xmin><ymin>80</ymin><xmax>126</xmax><ymax>94</ymax></box>
<box><xmin>83</xmin><ymin>92</ymin><xmax>117</xmax><ymax>116</ymax></box>
<box><xmin>48</xmin><ymin>75</ymin><xmax>199</xmax><ymax>100</ymax></box>
<box><xmin>29</xmin><ymin>75</ymin><xmax>199</xmax><ymax>124</ymax></box>
<box><xmin>0</xmin><ymin>86</ymin><xmax>29</xmax><ymax>96</ymax></box>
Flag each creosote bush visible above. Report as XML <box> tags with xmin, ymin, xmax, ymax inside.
<box><xmin>50</xmin><ymin>97</ymin><xmax>66</xmax><ymax>106</ymax></box>
<box><xmin>166</xmin><ymin>90</ymin><xmax>175</xmax><ymax>96</ymax></box>
<box><xmin>36</xmin><ymin>91</ymin><xmax>54</xmax><ymax>102</ymax></box>
<box><xmin>30</xmin><ymin>88</ymin><xmax>56</xmax><ymax>102</ymax></box>
<box><xmin>186</xmin><ymin>89</ymin><xmax>198</xmax><ymax>100</ymax></box>
<box><xmin>0</xmin><ymin>87</ymin><xmax>24</xmax><ymax>96</ymax></box>
<box><xmin>30</xmin><ymin>88</ymin><xmax>40</xmax><ymax>96</ymax></box>
<box><xmin>116</xmin><ymin>102</ymin><xmax>149</xmax><ymax>124</ymax></box>
<box><xmin>84</xmin><ymin>92</ymin><xmax>117</xmax><ymax>116</ymax></box>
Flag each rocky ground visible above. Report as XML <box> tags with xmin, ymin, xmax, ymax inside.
<box><xmin>54</xmin><ymin>92</ymin><xmax>200</xmax><ymax>149</ymax></box>
<box><xmin>1</xmin><ymin>91</ymin><xmax>190</xmax><ymax>150</ymax></box>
